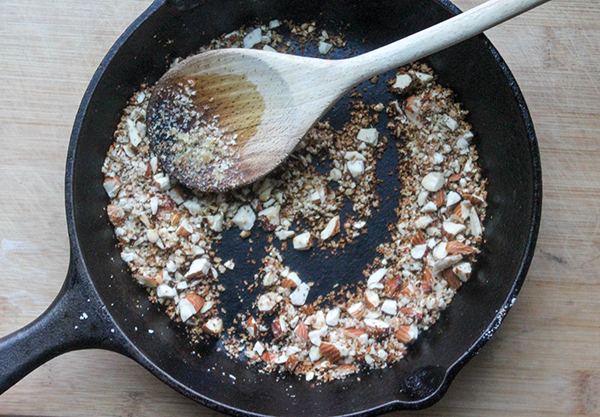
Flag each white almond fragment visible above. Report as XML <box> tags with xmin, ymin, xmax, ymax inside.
<box><xmin>433</xmin><ymin>254</ymin><xmax>463</xmax><ymax>275</ymax></box>
<box><xmin>443</xmin><ymin>221</ymin><xmax>467</xmax><ymax>237</ymax></box>
<box><xmin>329</xmin><ymin>168</ymin><xmax>343</xmax><ymax>181</ymax></box>
<box><xmin>293</xmin><ymin>232</ymin><xmax>313</xmax><ymax>250</ymax></box>
<box><xmin>469</xmin><ymin>208</ymin><xmax>483</xmax><ymax>238</ymax></box>
<box><xmin>453</xmin><ymin>262</ymin><xmax>472</xmax><ymax>282</ymax></box>
<box><xmin>433</xmin><ymin>242</ymin><xmax>448</xmax><ymax>260</ymax></box>
<box><xmin>415</xmin><ymin>72</ymin><xmax>434</xmax><ymax>84</ymax></box>
<box><xmin>446</xmin><ymin>191</ymin><xmax>462</xmax><ymax>207</ymax></box>
<box><xmin>318</xmin><ymin>41</ymin><xmax>332</xmax><ymax>54</ymax></box>
<box><xmin>442</xmin><ymin>114</ymin><xmax>459</xmax><ymax>131</ymax></box>
<box><xmin>367</xmin><ymin>268</ymin><xmax>387</xmax><ymax>289</ymax></box>
<box><xmin>257</xmin><ymin>292</ymin><xmax>280</xmax><ymax>313</ymax></box>
<box><xmin>262</xmin><ymin>45</ymin><xmax>277</xmax><ymax>52</ymax></box>
<box><xmin>347</xmin><ymin>160</ymin><xmax>365</xmax><ymax>178</ymax></box>
<box><xmin>269</xmin><ymin>19</ymin><xmax>280</xmax><ymax>29</ymax></box>
<box><xmin>325</xmin><ymin>308</ymin><xmax>340</xmax><ymax>327</ymax></box>
<box><xmin>154</xmin><ymin>173</ymin><xmax>171</xmax><ymax>191</ymax></box>
<box><xmin>157</xmin><ymin>284</ymin><xmax>176</xmax><ymax>298</ymax></box>
<box><xmin>417</xmin><ymin>191</ymin><xmax>429</xmax><ymax>206</ymax></box>
<box><xmin>422</xmin><ymin>172</ymin><xmax>445</xmax><ymax>192</ymax></box>
<box><xmin>185</xmin><ymin>258</ymin><xmax>211</xmax><ymax>278</ymax></box>
<box><xmin>203</xmin><ymin>317</ymin><xmax>223</xmax><ymax>336</ymax></box>
<box><xmin>364</xmin><ymin>289</ymin><xmax>380</xmax><ymax>309</ymax></box>
<box><xmin>357</xmin><ymin>128</ymin><xmax>379</xmax><ymax>147</ymax></box>
<box><xmin>258</xmin><ymin>205</ymin><xmax>280</xmax><ymax>230</ymax></box>
<box><xmin>232</xmin><ymin>205</ymin><xmax>256</xmax><ymax>231</ymax></box>
<box><xmin>320</xmin><ymin>215</ymin><xmax>340</xmax><ymax>240</ymax></box>
<box><xmin>421</xmin><ymin>201</ymin><xmax>438</xmax><ymax>213</ymax></box>
<box><xmin>275</xmin><ymin>229</ymin><xmax>295</xmax><ymax>241</ymax></box>
<box><xmin>262</xmin><ymin>271</ymin><xmax>278</xmax><ymax>287</ymax></box>
<box><xmin>344</xmin><ymin>151</ymin><xmax>366</xmax><ymax>161</ymax></box>
<box><xmin>243</xmin><ymin>28</ymin><xmax>262</xmax><ymax>48</ymax></box>
<box><xmin>207</xmin><ymin>213</ymin><xmax>224</xmax><ymax>232</ymax></box>
<box><xmin>381</xmin><ymin>299</ymin><xmax>397</xmax><ymax>315</ymax></box>
<box><xmin>410</xmin><ymin>244</ymin><xmax>427</xmax><ymax>259</ymax></box>
<box><xmin>103</xmin><ymin>177</ymin><xmax>121</xmax><ymax>198</ymax></box>
<box><xmin>290</xmin><ymin>283</ymin><xmax>310</xmax><ymax>306</ymax></box>
<box><xmin>392</xmin><ymin>73</ymin><xmax>412</xmax><ymax>92</ymax></box>
<box><xmin>309</xmin><ymin>345</ymin><xmax>323</xmax><ymax>361</ymax></box>
<box><xmin>178</xmin><ymin>298</ymin><xmax>197</xmax><ymax>323</ymax></box>
<box><xmin>415</xmin><ymin>215</ymin><xmax>434</xmax><ymax>229</ymax></box>
<box><xmin>253</xmin><ymin>341</ymin><xmax>265</xmax><ymax>356</ymax></box>
<box><xmin>224</xmin><ymin>260</ymin><xmax>235</xmax><ymax>270</ymax></box>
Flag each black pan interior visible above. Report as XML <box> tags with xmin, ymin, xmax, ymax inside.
<box><xmin>68</xmin><ymin>0</ymin><xmax>540</xmax><ymax>415</ymax></box>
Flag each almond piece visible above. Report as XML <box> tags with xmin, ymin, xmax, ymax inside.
<box><xmin>107</xmin><ymin>204</ymin><xmax>125</xmax><ymax>226</ymax></box>
<box><xmin>246</xmin><ymin>316</ymin><xmax>259</xmax><ymax>339</ymax></box>
<box><xmin>364</xmin><ymin>289</ymin><xmax>380</xmax><ymax>309</ymax></box>
<box><xmin>364</xmin><ymin>318</ymin><xmax>391</xmax><ymax>338</ymax></box>
<box><xmin>442</xmin><ymin>221</ymin><xmax>467</xmax><ymax>239</ymax></box>
<box><xmin>183</xmin><ymin>293</ymin><xmax>205</xmax><ymax>312</ymax></box>
<box><xmin>452</xmin><ymin>262</ymin><xmax>472</xmax><ymax>282</ymax></box>
<box><xmin>176</xmin><ymin>221</ymin><xmax>193</xmax><ymax>237</ymax></box>
<box><xmin>280</xmin><ymin>277</ymin><xmax>297</xmax><ymax>288</ymax></box>
<box><xmin>399</xmin><ymin>307</ymin><xmax>423</xmax><ymax>321</ymax></box>
<box><xmin>381</xmin><ymin>299</ymin><xmax>397</xmax><ymax>315</ymax></box>
<box><xmin>347</xmin><ymin>302</ymin><xmax>365</xmax><ymax>319</ymax></box>
<box><xmin>421</xmin><ymin>172</ymin><xmax>445</xmax><ymax>192</ymax></box>
<box><xmin>319</xmin><ymin>342</ymin><xmax>342</xmax><ymax>363</ymax></box>
<box><xmin>202</xmin><ymin>317</ymin><xmax>223</xmax><ymax>336</ymax></box>
<box><xmin>395</xmin><ymin>324</ymin><xmax>419</xmax><ymax>343</ymax></box>
<box><xmin>185</xmin><ymin>258</ymin><xmax>211</xmax><ymax>278</ymax></box>
<box><xmin>446</xmin><ymin>240</ymin><xmax>476</xmax><ymax>255</ymax></box>
<box><xmin>261</xmin><ymin>351</ymin><xmax>278</xmax><ymax>364</ymax></box>
<box><xmin>451</xmin><ymin>200</ymin><xmax>473</xmax><ymax>223</ymax></box>
<box><xmin>257</xmin><ymin>292</ymin><xmax>281</xmax><ymax>313</ymax></box>
<box><xmin>271</xmin><ymin>319</ymin><xmax>284</xmax><ymax>340</ymax></box>
<box><xmin>343</xmin><ymin>327</ymin><xmax>366</xmax><ymax>338</ymax></box>
<box><xmin>442</xmin><ymin>268</ymin><xmax>462</xmax><ymax>290</ymax></box>
<box><xmin>170</xmin><ymin>212</ymin><xmax>182</xmax><ymax>226</ymax></box>
<box><xmin>103</xmin><ymin>176</ymin><xmax>121</xmax><ymax>198</ymax></box>
<box><xmin>285</xmin><ymin>354</ymin><xmax>300</xmax><ymax>373</ymax></box>
<box><xmin>257</xmin><ymin>205</ymin><xmax>281</xmax><ymax>231</ymax></box>
<box><xmin>289</xmin><ymin>283</ymin><xmax>310</xmax><ymax>306</ymax></box>
<box><xmin>434</xmin><ymin>190</ymin><xmax>445</xmax><ymax>207</ymax></box>
<box><xmin>333</xmin><ymin>364</ymin><xmax>356</xmax><ymax>378</ymax></box>
<box><xmin>367</xmin><ymin>268</ymin><xmax>387</xmax><ymax>289</ymax></box>
<box><xmin>232</xmin><ymin>205</ymin><xmax>256</xmax><ymax>231</ymax></box>
<box><xmin>448</xmin><ymin>173</ymin><xmax>462</xmax><ymax>182</ymax></box>
<box><xmin>469</xmin><ymin>208</ymin><xmax>483</xmax><ymax>238</ymax></box>
<box><xmin>412</xmin><ymin>230</ymin><xmax>426</xmax><ymax>246</ymax></box>
<box><xmin>295</xmin><ymin>322</ymin><xmax>309</xmax><ymax>341</ymax></box>
<box><xmin>293</xmin><ymin>232</ymin><xmax>313</xmax><ymax>250</ymax></box>
<box><xmin>422</xmin><ymin>268</ymin><xmax>434</xmax><ymax>284</ymax></box>
<box><xmin>320</xmin><ymin>215</ymin><xmax>340</xmax><ymax>241</ymax></box>
<box><xmin>461</xmin><ymin>193</ymin><xmax>485</xmax><ymax>205</ymax></box>
<box><xmin>410</xmin><ymin>244</ymin><xmax>427</xmax><ymax>260</ymax></box>
<box><xmin>384</xmin><ymin>276</ymin><xmax>404</xmax><ymax>297</ymax></box>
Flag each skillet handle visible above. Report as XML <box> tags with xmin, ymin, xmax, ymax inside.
<box><xmin>0</xmin><ymin>256</ymin><xmax>129</xmax><ymax>394</ymax></box>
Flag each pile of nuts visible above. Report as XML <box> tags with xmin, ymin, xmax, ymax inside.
<box><xmin>102</xmin><ymin>21</ymin><xmax>486</xmax><ymax>382</ymax></box>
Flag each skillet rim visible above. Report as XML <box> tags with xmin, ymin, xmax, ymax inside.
<box><xmin>63</xmin><ymin>0</ymin><xmax>543</xmax><ymax>415</ymax></box>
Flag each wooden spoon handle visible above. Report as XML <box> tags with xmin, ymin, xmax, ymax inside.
<box><xmin>342</xmin><ymin>0</ymin><xmax>550</xmax><ymax>82</ymax></box>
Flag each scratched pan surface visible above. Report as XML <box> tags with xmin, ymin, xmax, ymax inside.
<box><xmin>0</xmin><ymin>0</ymin><xmax>541</xmax><ymax>416</ymax></box>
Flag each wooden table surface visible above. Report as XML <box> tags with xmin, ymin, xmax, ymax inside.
<box><xmin>1</xmin><ymin>0</ymin><xmax>598</xmax><ymax>415</ymax></box>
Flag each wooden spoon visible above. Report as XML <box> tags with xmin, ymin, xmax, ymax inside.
<box><xmin>147</xmin><ymin>0</ymin><xmax>548</xmax><ymax>193</ymax></box>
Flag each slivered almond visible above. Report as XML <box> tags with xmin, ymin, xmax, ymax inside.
<box><xmin>412</xmin><ymin>230</ymin><xmax>426</xmax><ymax>246</ymax></box>
<box><xmin>295</xmin><ymin>322</ymin><xmax>309</xmax><ymax>341</ymax></box>
<box><xmin>383</xmin><ymin>275</ymin><xmax>403</xmax><ymax>296</ymax></box>
<box><xmin>285</xmin><ymin>354</ymin><xmax>300</xmax><ymax>372</ymax></box>
<box><xmin>434</xmin><ymin>190</ymin><xmax>445</xmax><ymax>207</ymax></box>
<box><xmin>333</xmin><ymin>364</ymin><xmax>356</xmax><ymax>377</ymax></box>
<box><xmin>446</xmin><ymin>240</ymin><xmax>476</xmax><ymax>255</ymax></box>
<box><xmin>319</xmin><ymin>342</ymin><xmax>342</xmax><ymax>363</ymax></box>
<box><xmin>442</xmin><ymin>268</ymin><xmax>462</xmax><ymax>290</ymax></box>
<box><xmin>183</xmin><ymin>293</ymin><xmax>205</xmax><ymax>312</ymax></box>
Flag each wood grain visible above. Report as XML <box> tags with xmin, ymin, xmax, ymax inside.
<box><xmin>0</xmin><ymin>0</ymin><xmax>599</xmax><ymax>415</ymax></box>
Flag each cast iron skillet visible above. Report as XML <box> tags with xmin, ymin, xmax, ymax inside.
<box><xmin>0</xmin><ymin>0</ymin><xmax>542</xmax><ymax>415</ymax></box>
